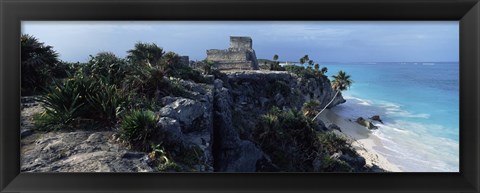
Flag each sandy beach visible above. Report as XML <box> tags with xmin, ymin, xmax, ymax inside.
<box><xmin>318</xmin><ymin>109</ymin><xmax>402</xmax><ymax>172</ymax></box>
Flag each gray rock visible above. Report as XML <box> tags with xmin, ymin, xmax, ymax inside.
<box><xmin>340</xmin><ymin>154</ymin><xmax>366</xmax><ymax>168</ymax></box>
<box><xmin>159</xmin><ymin>98</ymin><xmax>206</xmax><ymax>132</ymax></box>
<box><xmin>156</xmin><ymin>117</ymin><xmax>184</xmax><ymax>145</ymax></box>
<box><xmin>328</xmin><ymin>124</ymin><xmax>342</xmax><ymax>132</ymax></box>
<box><xmin>21</xmin><ymin>131</ymin><xmax>154</xmax><ymax>172</ymax></box>
<box><xmin>370</xmin><ymin>115</ymin><xmax>384</xmax><ymax>124</ymax></box>
<box><xmin>20</xmin><ymin>129</ymin><xmax>33</xmax><ymax>138</ymax></box>
<box><xmin>213</xmin><ymin>83</ymin><xmax>264</xmax><ymax>172</ymax></box>
<box><xmin>274</xmin><ymin>93</ymin><xmax>286</xmax><ymax>107</ymax></box>
<box><xmin>356</xmin><ymin>117</ymin><xmax>378</xmax><ymax>130</ymax></box>
<box><xmin>315</xmin><ymin>119</ymin><xmax>328</xmax><ymax>132</ymax></box>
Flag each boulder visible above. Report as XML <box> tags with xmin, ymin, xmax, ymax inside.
<box><xmin>158</xmin><ymin>98</ymin><xmax>207</xmax><ymax>132</ymax></box>
<box><xmin>328</xmin><ymin>124</ymin><xmax>342</xmax><ymax>132</ymax></box>
<box><xmin>356</xmin><ymin>117</ymin><xmax>378</xmax><ymax>130</ymax></box>
<box><xmin>370</xmin><ymin>115</ymin><xmax>384</xmax><ymax>124</ymax></box>
<box><xmin>156</xmin><ymin>117</ymin><xmax>184</xmax><ymax>145</ymax></box>
<box><xmin>315</xmin><ymin>119</ymin><xmax>328</xmax><ymax>132</ymax></box>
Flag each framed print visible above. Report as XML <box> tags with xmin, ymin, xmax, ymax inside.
<box><xmin>1</xmin><ymin>0</ymin><xmax>479</xmax><ymax>192</ymax></box>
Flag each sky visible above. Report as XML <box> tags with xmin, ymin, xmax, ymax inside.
<box><xmin>21</xmin><ymin>21</ymin><xmax>459</xmax><ymax>63</ymax></box>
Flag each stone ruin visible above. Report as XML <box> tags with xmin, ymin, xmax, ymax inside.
<box><xmin>206</xmin><ymin>36</ymin><xmax>259</xmax><ymax>70</ymax></box>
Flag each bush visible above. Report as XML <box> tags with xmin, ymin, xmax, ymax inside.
<box><xmin>253</xmin><ymin>108</ymin><xmax>320</xmax><ymax>171</ymax></box>
<box><xmin>35</xmin><ymin>76</ymin><xmax>127</xmax><ymax>130</ymax></box>
<box><xmin>81</xmin><ymin>52</ymin><xmax>130</xmax><ymax>86</ymax></box>
<box><xmin>86</xmin><ymin>82</ymin><xmax>127</xmax><ymax>126</ymax></box>
<box><xmin>35</xmin><ymin>78</ymin><xmax>90</xmax><ymax>130</ymax></box>
<box><xmin>302</xmin><ymin>100</ymin><xmax>321</xmax><ymax>118</ymax></box>
<box><xmin>119</xmin><ymin>110</ymin><xmax>159</xmax><ymax>151</ymax></box>
<box><xmin>322</xmin><ymin>155</ymin><xmax>354</xmax><ymax>172</ymax></box>
<box><xmin>318</xmin><ymin>132</ymin><xmax>348</xmax><ymax>154</ymax></box>
<box><xmin>284</xmin><ymin>64</ymin><xmax>327</xmax><ymax>80</ymax></box>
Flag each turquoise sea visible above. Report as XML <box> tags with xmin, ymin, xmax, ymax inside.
<box><xmin>308</xmin><ymin>62</ymin><xmax>459</xmax><ymax>172</ymax></box>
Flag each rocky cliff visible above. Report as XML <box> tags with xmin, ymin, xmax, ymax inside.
<box><xmin>21</xmin><ymin>70</ymin><xmax>346</xmax><ymax>172</ymax></box>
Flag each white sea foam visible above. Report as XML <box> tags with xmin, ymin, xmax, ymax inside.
<box><xmin>333</xmin><ymin>95</ymin><xmax>459</xmax><ymax>172</ymax></box>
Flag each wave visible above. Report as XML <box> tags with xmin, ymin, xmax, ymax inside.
<box><xmin>333</xmin><ymin>95</ymin><xmax>459</xmax><ymax>172</ymax></box>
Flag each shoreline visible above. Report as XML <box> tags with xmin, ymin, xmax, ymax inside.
<box><xmin>318</xmin><ymin>109</ymin><xmax>402</xmax><ymax>172</ymax></box>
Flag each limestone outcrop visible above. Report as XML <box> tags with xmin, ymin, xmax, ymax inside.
<box><xmin>21</xmin><ymin>70</ymin><xmax>346</xmax><ymax>172</ymax></box>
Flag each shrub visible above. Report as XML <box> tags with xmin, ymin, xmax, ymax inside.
<box><xmin>148</xmin><ymin>144</ymin><xmax>181</xmax><ymax>171</ymax></box>
<box><xmin>284</xmin><ymin>65</ymin><xmax>319</xmax><ymax>79</ymax></box>
<box><xmin>322</xmin><ymin>155</ymin><xmax>354</xmax><ymax>172</ymax></box>
<box><xmin>318</xmin><ymin>131</ymin><xmax>351</xmax><ymax>154</ymax></box>
<box><xmin>35</xmin><ymin>78</ymin><xmax>90</xmax><ymax>130</ymax></box>
<box><xmin>86</xmin><ymin>82</ymin><xmax>127</xmax><ymax>126</ymax></box>
<box><xmin>120</xmin><ymin>110</ymin><xmax>159</xmax><ymax>151</ymax></box>
<box><xmin>253</xmin><ymin>108</ymin><xmax>320</xmax><ymax>171</ymax></box>
<box><xmin>302</xmin><ymin>100</ymin><xmax>321</xmax><ymax>118</ymax></box>
<box><xmin>35</xmin><ymin>76</ymin><xmax>127</xmax><ymax>130</ymax></box>
<box><xmin>81</xmin><ymin>52</ymin><xmax>130</xmax><ymax>86</ymax></box>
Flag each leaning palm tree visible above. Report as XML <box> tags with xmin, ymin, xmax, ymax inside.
<box><xmin>312</xmin><ymin>70</ymin><xmax>353</xmax><ymax>121</ymax></box>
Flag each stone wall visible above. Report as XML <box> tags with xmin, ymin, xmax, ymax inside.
<box><xmin>229</xmin><ymin>36</ymin><xmax>252</xmax><ymax>50</ymax></box>
<box><xmin>207</xmin><ymin>49</ymin><xmax>249</xmax><ymax>61</ymax></box>
<box><xmin>206</xmin><ymin>36</ymin><xmax>259</xmax><ymax>70</ymax></box>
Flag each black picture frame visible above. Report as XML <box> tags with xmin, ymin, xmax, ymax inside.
<box><xmin>1</xmin><ymin>0</ymin><xmax>479</xmax><ymax>192</ymax></box>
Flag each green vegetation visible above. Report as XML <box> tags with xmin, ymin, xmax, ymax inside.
<box><xmin>269</xmin><ymin>54</ymin><xmax>285</xmax><ymax>71</ymax></box>
<box><xmin>24</xmin><ymin>36</ymin><xmax>205</xmax><ymax>132</ymax></box>
<box><xmin>253</xmin><ymin>107</ymin><xmax>319</xmax><ymax>171</ymax></box>
<box><xmin>21</xmin><ymin>34</ymin><xmax>60</xmax><ymax>95</ymax></box>
<box><xmin>253</xmin><ymin>107</ymin><xmax>360</xmax><ymax>172</ymax></box>
<box><xmin>119</xmin><ymin>110</ymin><xmax>159</xmax><ymax>151</ymax></box>
<box><xmin>302</xmin><ymin>100</ymin><xmax>321</xmax><ymax>118</ymax></box>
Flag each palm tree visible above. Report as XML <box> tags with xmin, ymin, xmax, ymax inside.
<box><xmin>273</xmin><ymin>54</ymin><xmax>279</xmax><ymax>61</ymax></box>
<box><xmin>127</xmin><ymin>42</ymin><xmax>164</xmax><ymax>67</ymax></box>
<box><xmin>312</xmin><ymin>70</ymin><xmax>353</xmax><ymax>121</ymax></box>
<box><xmin>321</xmin><ymin>67</ymin><xmax>328</xmax><ymax>75</ymax></box>
<box><xmin>308</xmin><ymin>60</ymin><xmax>314</xmax><ymax>67</ymax></box>
<box><xmin>299</xmin><ymin>57</ymin><xmax>305</xmax><ymax>65</ymax></box>
<box><xmin>303</xmin><ymin>55</ymin><xmax>309</xmax><ymax>62</ymax></box>
<box><xmin>314</xmin><ymin>63</ymin><xmax>320</xmax><ymax>71</ymax></box>
<box><xmin>21</xmin><ymin>34</ymin><xmax>59</xmax><ymax>95</ymax></box>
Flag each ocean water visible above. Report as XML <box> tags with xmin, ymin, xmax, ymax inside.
<box><xmin>312</xmin><ymin>62</ymin><xmax>459</xmax><ymax>172</ymax></box>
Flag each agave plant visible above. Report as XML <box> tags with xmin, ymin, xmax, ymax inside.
<box><xmin>120</xmin><ymin>110</ymin><xmax>159</xmax><ymax>151</ymax></box>
<box><xmin>35</xmin><ymin>78</ymin><xmax>88</xmax><ymax>130</ymax></box>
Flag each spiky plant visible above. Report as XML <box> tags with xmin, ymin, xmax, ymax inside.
<box><xmin>120</xmin><ymin>110</ymin><xmax>159</xmax><ymax>151</ymax></box>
